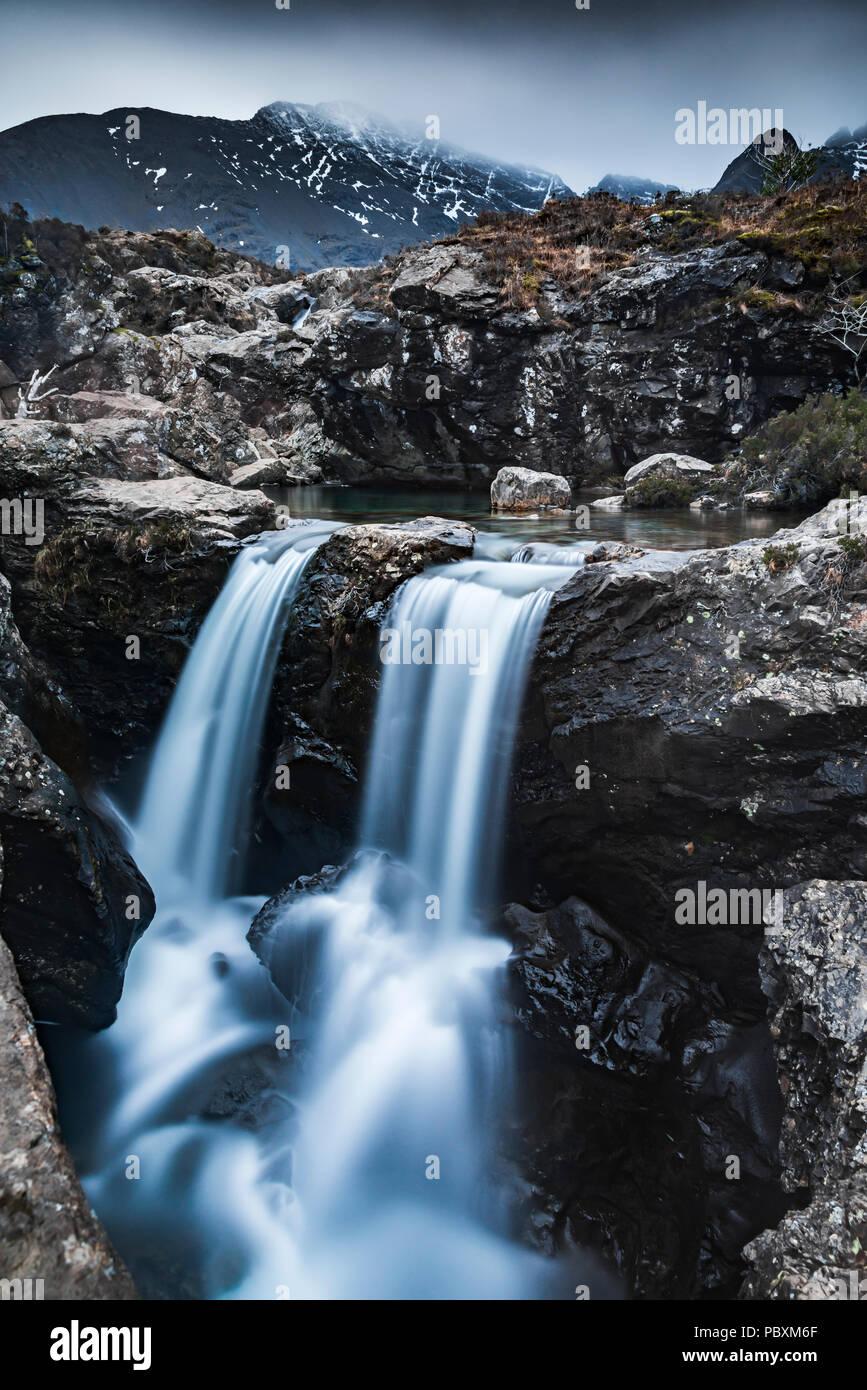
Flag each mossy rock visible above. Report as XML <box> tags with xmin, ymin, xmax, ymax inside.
<box><xmin>625</xmin><ymin>476</ymin><xmax>695</xmax><ymax>509</ymax></box>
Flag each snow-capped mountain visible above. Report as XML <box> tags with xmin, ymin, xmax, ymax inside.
<box><xmin>0</xmin><ymin>101</ymin><xmax>573</xmax><ymax>269</ymax></box>
<box><xmin>587</xmin><ymin>174</ymin><xmax>679</xmax><ymax>203</ymax></box>
<box><xmin>821</xmin><ymin>123</ymin><xmax>867</xmax><ymax>180</ymax></box>
<box><xmin>712</xmin><ymin>122</ymin><xmax>867</xmax><ymax>193</ymax></box>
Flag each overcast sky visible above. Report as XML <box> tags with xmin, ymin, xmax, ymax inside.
<box><xmin>1</xmin><ymin>0</ymin><xmax>865</xmax><ymax>191</ymax></box>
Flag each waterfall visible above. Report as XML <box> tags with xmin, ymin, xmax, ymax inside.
<box><xmin>134</xmin><ymin>523</ymin><xmax>335</xmax><ymax>906</ymax></box>
<box><xmin>81</xmin><ymin>539</ymin><xmax>574</xmax><ymax>1300</ymax></box>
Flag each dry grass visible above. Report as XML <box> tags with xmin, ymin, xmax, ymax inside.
<box><xmin>445</xmin><ymin>179</ymin><xmax>867</xmax><ymax>310</ymax></box>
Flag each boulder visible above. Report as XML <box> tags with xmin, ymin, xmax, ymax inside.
<box><xmin>624</xmin><ymin>453</ymin><xmax>718</xmax><ymax>508</ymax></box>
<box><xmin>0</xmin><ymin>934</ymin><xmax>138</xmax><ymax>1299</ymax></box>
<box><xmin>744</xmin><ymin>489</ymin><xmax>779</xmax><ymax>510</ymax></box>
<box><xmin>623</xmin><ymin>453</ymin><xmax>717</xmax><ymax>488</ymax></box>
<box><xmin>491</xmin><ymin>466</ymin><xmax>571</xmax><ymax>512</ymax></box>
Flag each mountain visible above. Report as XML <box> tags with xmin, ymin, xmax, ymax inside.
<box><xmin>0</xmin><ymin>101</ymin><xmax>572</xmax><ymax>270</ymax></box>
<box><xmin>711</xmin><ymin>128</ymin><xmax>800</xmax><ymax>193</ymax></box>
<box><xmin>587</xmin><ymin>173</ymin><xmax>679</xmax><ymax>203</ymax></box>
<box><xmin>821</xmin><ymin>123</ymin><xmax>867</xmax><ymax>180</ymax></box>
<box><xmin>713</xmin><ymin>122</ymin><xmax>867</xmax><ymax>193</ymax></box>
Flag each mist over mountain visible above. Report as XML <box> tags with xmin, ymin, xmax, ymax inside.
<box><xmin>586</xmin><ymin>174</ymin><xmax>680</xmax><ymax>204</ymax></box>
<box><xmin>0</xmin><ymin>101</ymin><xmax>573</xmax><ymax>269</ymax></box>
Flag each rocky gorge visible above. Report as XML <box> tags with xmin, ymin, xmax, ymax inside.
<box><xmin>0</xmin><ymin>180</ymin><xmax>865</xmax><ymax>1301</ymax></box>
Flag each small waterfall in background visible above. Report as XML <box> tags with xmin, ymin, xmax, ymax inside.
<box><xmin>511</xmin><ymin>540</ymin><xmax>590</xmax><ymax>566</ymax></box>
<box><xmin>81</xmin><ymin>534</ymin><xmax>575</xmax><ymax>1299</ymax></box>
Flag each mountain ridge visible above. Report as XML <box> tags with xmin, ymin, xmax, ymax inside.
<box><xmin>0</xmin><ymin>101</ymin><xmax>573</xmax><ymax>270</ymax></box>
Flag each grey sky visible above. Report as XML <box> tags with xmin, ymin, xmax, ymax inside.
<box><xmin>0</xmin><ymin>0</ymin><xmax>865</xmax><ymax>192</ymax></box>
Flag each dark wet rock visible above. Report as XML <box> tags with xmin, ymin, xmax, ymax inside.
<box><xmin>503</xmin><ymin>895</ymin><xmax>786</xmax><ymax>1297</ymax></box>
<box><xmin>0</xmin><ymin>568</ymin><xmax>87</xmax><ymax>781</ymax></box>
<box><xmin>510</xmin><ymin>497</ymin><xmax>867</xmax><ymax>1009</ymax></box>
<box><xmin>0</xmin><ymin>573</ymin><xmax>153</xmax><ymax>1027</ymax></box>
<box><xmin>740</xmin><ymin>881</ymin><xmax>867</xmax><ymax>1300</ymax></box>
<box><xmin>264</xmin><ymin>519</ymin><xmax>474</xmax><ymax>877</ymax></box>
<box><xmin>0</xmin><ymin>415</ymin><xmax>275</xmax><ymax>772</ymax></box>
<box><xmin>0</xmin><ymin>699</ymin><xmax>154</xmax><ymax>1028</ymax></box>
<box><xmin>0</xmin><ymin>933</ymin><xmax>138</xmax><ymax>1298</ymax></box>
<box><xmin>284</xmin><ymin>236</ymin><xmax>854</xmax><ymax>487</ymax></box>
<box><xmin>491</xmin><ymin>465</ymin><xmax>571</xmax><ymax>512</ymax></box>
<box><xmin>249</xmin><ymin>851</ymin><xmax>425</xmax><ymax>1016</ymax></box>
<box><xmin>198</xmin><ymin>1043</ymin><xmax>294</xmax><ymax>1131</ymax></box>
<box><xmin>247</xmin><ymin>859</ymin><xmax>352</xmax><ymax>1013</ymax></box>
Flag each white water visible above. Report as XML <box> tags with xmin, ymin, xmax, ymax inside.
<box><xmin>82</xmin><ymin>539</ymin><xmax>574</xmax><ymax>1300</ymax></box>
<box><xmin>512</xmin><ymin>540</ymin><xmax>590</xmax><ymax>566</ymax></box>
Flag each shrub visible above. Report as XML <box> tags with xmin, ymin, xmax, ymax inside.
<box><xmin>761</xmin><ymin>542</ymin><xmax>800</xmax><ymax>573</ymax></box>
<box><xmin>727</xmin><ymin>389</ymin><xmax>867</xmax><ymax>505</ymax></box>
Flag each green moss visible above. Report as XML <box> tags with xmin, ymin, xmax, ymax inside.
<box><xmin>626</xmin><ymin>476</ymin><xmax>694</xmax><ymax>508</ymax></box>
<box><xmin>739</xmin><ymin>287</ymin><xmax>783</xmax><ymax>311</ymax></box>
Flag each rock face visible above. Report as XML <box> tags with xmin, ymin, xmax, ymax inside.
<box><xmin>287</xmin><ymin>238</ymin><xmax>852</xmax><ymax>487</ymax></box>
<box><xmin>740</xmin><ymin>881</ymin><xmax>867</xmax><ymax>1300</ymax></box>
<box><xmin>510</xmin><ymin>498</ymin><xmax>867</xmax><ymax>1003</ymax></box>
<box><xmin>0</xmin><ymin>572</ymin><xmax>153</xmax><ymax>1027</ymax></box>
<box><xmin>490</xmin><ymin>466</ymin><xmax>571</xmax><ymax>511</ymax></box>
<box><xmin>493</xmin><ymin>499</ymin><xmax>867</xmax><ymax>1292</ymax></box>
<box><xmin>0</xmin><ymin>416</ymin><xmax>275</xmax><ymax>774</ymax></box>
<box><xmin>0</xmin><ymin>933</ymin><xmax>137</xmax><ymax>1298</ymax></box>
<box><xmin>0</xmin><ymin>700</ymin><xmax>154</xmax><ymax>1028</ymax></box>
<box><xmin>504</xmin><ymin>893</ymin><xmax>785</xmax><ymax>1297</ymax></box>
<box><xmin>1</xmin><ymin>189</ymin><xmax>861</xmax><ymax>499</ymax></box>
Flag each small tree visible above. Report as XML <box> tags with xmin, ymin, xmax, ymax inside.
<box><xmin>757</xmin><ymin>144</ymin><xmax>820</xmax><ymax>194</ymax></box>
<box><xmin>16</xmin><ymin>365</ymin><xmax>59</xmax><ymax>418</ymax></box>
<box><xmin>816</xmin><ymin>277</ymin><xmax>867</xmax><ymax>385</ymax></box>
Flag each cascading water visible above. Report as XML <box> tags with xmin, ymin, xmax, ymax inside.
<box><xmin>78</xmin><ymin>535</ymin><xmax>576</xmax><ymax>1299</ymax></box>
<box><xmin>135</xmin><ymin>522</ymin><xmax>336</xmax><ymax>906</ymax></box>
<box><xmin>511</xmin><ymin>539</ymin><xmax>591</xmax><ymax>566</ymax></box>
